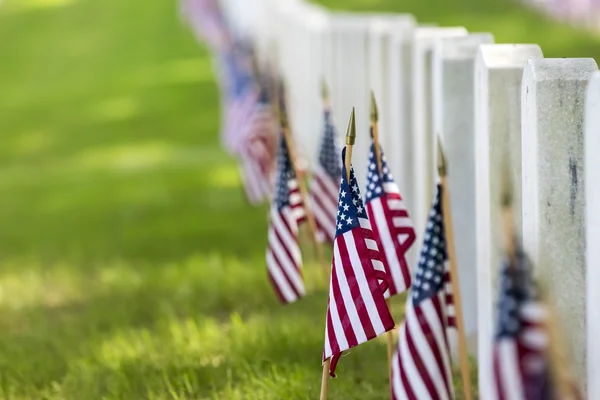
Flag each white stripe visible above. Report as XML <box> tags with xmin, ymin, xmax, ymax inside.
<box><xmin>383</xmin><ymin>182</ymin><xmax>400</xmax><ymax>194</ymax></box>
<box><xmin>359</xmin><ymin>218</ymin><xmax>372</xmax><ymax>230</ymax></box>
<box><xmin>520</xmin><ymin>301</ymin><xmax>547</xmax><ymax>321</ymax></box>
<box><xmin>365</xmin><ymin>238</ymin><xmax>378</xmax><ymax>251</ymax></box>
<box><xmin>521</xmin><ymin>328</ymin><xmax>548</xmax><ymax>349</ymax></box>
<box><xmin>289</xmin><ymin>193</ymin><xmax>302</xmax><ymax>206</ymax></box>
<box><xmin>410</xmin><ymin>301</ymin><xmax>451</xmax><ymax>400</ymax></box>
<box><xmin>498</xmin><ymin>340</ymin><xmax>525</xmax><ymax>400</ymax></box>
<box><xmin>271</xmin><ymin>207</ymin><xmax>301</xmax><ymax>265</ymax></box>
<box><xmin>398</xmin><ymin>308</ymin><xmax>431</xmax><ymax>399</ymax></box>
<box><xmin>323</xmin><ymin>318</ymin><xmax>332</xmax><ymax>361</ymax></box>
<box><xmin>422</xmin><ymin>294</ymin><xmax>454</xmax><ymax>394</ymax></box>
<box><xmin>333</xmin><ymin>242</ymin><xmax>367</xmax><ymax>344</ymax></box>
<box><xmin>372</xmin><ymin>259</ymin><xmax>386</xmax><ymax>273</ymax></box>
<box><xmin>288</xmin><ymin>180</ymin><xmax>299</xmax><ymax>190</ymax></box>
<box><xmin>343</xmin><ymin>231</ymin><xmax>386</xmax><ymax>335</ymax></box>
<box><xmin>370</xmin><ymin>199</ymin><xmax>405</xmax><ymax>292</ymax></box>
<box><xmin>392</xmin><ymin>216</ymin><xmax>413</xmax><ymax>227</ymax></box>
<box><xmin>387</xmin><ymin>199</ymin><xmax>405</xmax><ymax>211</ymax></box>
<box><xmin>266</xmin><ymin>250</ymin><xmax>297</xmax><ymax>303</ymax></box>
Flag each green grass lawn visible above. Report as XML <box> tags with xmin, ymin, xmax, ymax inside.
<box><xmin>0</xmin><ymin>0</ymin><xmax>598</xmax><ymax>399</ymax></box>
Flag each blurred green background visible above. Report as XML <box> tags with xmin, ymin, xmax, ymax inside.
<box><xmin>0</xmin><ymin>0</ymin><xmax>598</xmax><ymax>399</ymax></box>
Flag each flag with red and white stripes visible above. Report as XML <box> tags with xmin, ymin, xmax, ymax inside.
<box><xmin>322</xmin><ymin>148</ymin><xmax>395</xmax><ymax>377</ymax></box>
<box><xmin>492</xmin><ymin>246</ymin><xmax>558</xmax><ymax>400</ymax></box>
<box><xmin>309</xmin><ymin>109</ymin><xmax>341</xmax><ymax>243</ymax></box>
<box><xmin>238</xmin><ymin>86</ymin><xmax>278</xmax><ymax>204</ymax></box>
<box><xmin>391</xmin><ymin>184</ymin><xmax>455</xmax><ymax>400</ymax></box>
<box><xmin>266</xmin><ymin>136</ymin><xmax>306</xmax><ymax>304</ymax></box>
<box><xmin>365</xmin><ymin>139</ymin><xmax>416</xmax><ymax>297</ymax></box>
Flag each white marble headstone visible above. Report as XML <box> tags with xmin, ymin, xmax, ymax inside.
<box><xmin>368</xmin><ymin>14</ymin><xmax>415</xmax><ymax>162</ymax></box>
<box><xmin>474</xmin><ymin>44</ymin><xmax>543</xmax><ymax>400</ymax></box>
<box><xmin>330</xmin><ymin>14</ymin><xmax>371</xmax><ymax>187</ymax></box>
<box><xmin>431</xmin><ymin>33</ymin><xmax>494</xmax><ymax>356</ymax></box>
<box><xmin>586</xmin><ymin>71</ymin><xmax>600</xmax><ymax>400</ymax></box>
<box><xmin>410</xmin><ymin>26</ymin><xmax>467</xmax><ymax>257</ymax></box>
<box><xmin>522</xmin><ymin>57</ymin><xmax>598</xmax><ymax>390</ymax></box>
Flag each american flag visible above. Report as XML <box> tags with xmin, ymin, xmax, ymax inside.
<box><xmin>266</xmin><ymin>136</ymin><xmax>306</xmax><ymax>304</ymax></box>
<box><xmin>323</xmin><ymin>148</ymin><xmax>395</xmax><ymax>377</ymax></box>
<box><xmin>365</xmin><ymin>138</ymin><xmax>416</xmax><ymax>297</ymax></box>
<box><xmin>391</xmin><ymin>183</ymin><xmax>455</xmax><ymax>400</ymax></box>
<box><xmin>492</xmin><ymin>247</ymin><xmax>557</xmax><ymax>400</ymax></box>
<box><xmin>238</xmin><ymin>86</ymin><xmax>278</xmax><ymax>204</ymax></box>
<box><xmin>222</xmin><ymin>47</ymin><xmax>258</xmax><ymax>154</ymax></box>
<box><xmin>309</xmin><ymin>109</ymin><xmax>341</xmax><ymax>243</ymax></box>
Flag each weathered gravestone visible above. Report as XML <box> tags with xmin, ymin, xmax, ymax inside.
<box><xmin>431</xmin><ymin>33</ymin><xmax>494</xmax><ymax>356</ymax></box>
<box><xmin>410</xmin><ymin>26</ymin><xmax>467</xmax><ymax>255</ymax></box>
<box><xmin>586</xmin><ymin>71</ymin><xmax>600</xmax><ymax>400</ymax></box>
<box><xmin>387</xmin><ymin>22</ymin><xmax>416</xmax><ymax>216</ymax></box>
<box><xmin>368</xmin><ymin>15</ymin><xmax>415</xmax><ymax>155</ymax></box>
<box><xmin>474</xmin><ymin>44</ymin><xmax>543</xmax><ymax>399</ymax></box>
<box><xmin>330</xmin><ymin>14</ymin><xmax>370</xmax><ymax>186</ymax></box>
<box><xmin>522</xmin><ymin>57</ymin><xmax>598</xmax><ymax>391</ymax></box>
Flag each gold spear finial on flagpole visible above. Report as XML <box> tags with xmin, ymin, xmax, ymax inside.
<box><xmin>436</xmin><ymin>135</ymin><xmax>447</xmax><ymax>178</ymax></box>
<box><xmin>344</xmin><ymin>107</ymin><xmax>356</xmax><ymax>182</ymax></box>
<box><xmin>321</xmin><ymin>78</ymin><xmax>329</xmax><ymax>102</ymax></box>
<box><xmin>370</xmin><ymin>90</ymin><xmax>383</xmax><ymax>175</ymax></box>
<box><xmin>437</xmin><ymin>136</ymin><xmax>472</xmax><ymax>400</ymax></box>
<box><xmin>370</xmin><ymin>90</ymin><xmax>379</xmax><ymax>123</ymax></box>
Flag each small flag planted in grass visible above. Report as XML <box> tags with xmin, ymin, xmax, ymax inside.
<box><xmin>266</xmin><ymin>136</ymin><xmax>306</xmax><ymax>304</ymax></box>
<box><xmin>390</xmin><ymin>184</ymin><xmax>455</xmax><ymax>399</ymax></box>
<box><xmin>322</xmin><ymin>143</ymin><xmax>395</xmax><ymax>377</ymax></box>
<box><xmin>309</xmin><ymin>84</ymin><xmax>341</xmax><ymax>244</ymax></box>
<box><xmin>364</xmin><ymin>137</ymin><xmax>416</xmax><ymax>297</ymax></box>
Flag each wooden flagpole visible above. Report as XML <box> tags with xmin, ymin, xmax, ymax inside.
<box><xmin>369</xmin><ymin>91</ymin><xmax>395</xmax><ymax>381</ymax></box>
<box><xmin>277</xmin><ymin>82</ymin><xmax>328</xmax><ymax>282</ymax></box>
<box><xmin>436</xmin><ymin>137</ymin><xmax>473</xmax><ymax>400</ymax></box>
<box><xmin>320</xmin><ymin>107</ymin><xmax>356</xmax><ymax>400</ymax></box>
<box><xmin>498</xmin><ymin>166</ymin><xmax>580</xmax><ymax>400</ymax></box>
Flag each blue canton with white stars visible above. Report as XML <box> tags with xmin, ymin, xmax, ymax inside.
<box><xmin>335</xmin><ymin>148</ymin><xmax>368</xmax><ymax>238</ymax></box>
<box><xmin>274</xmin><ymin>135</ymin><xmax>296</xmax><ymax>210</ymax></box>
<box><xmin>495</xmin><ymin>247</ymin><xmax>538</xmax><ymax>339</ymax></box>
<box><xmin>365</xmin><ymin>136</ymin><xmax>395</xmax><ymax>202</ymax></box>
<box><xmin>411</xmin><ymin>185</ymin><xmax>448</xmax><ymax>305</ymax></box>
<box><xmin>319</xmin><ymin>111</ymin><xmax>342</xmax><ymax>179</ymax></box>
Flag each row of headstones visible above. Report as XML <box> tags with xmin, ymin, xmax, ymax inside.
<box><xmin>219</xmin><ymin>0</ymin><xmax>600</xmax><ymax>397</ymax></box>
